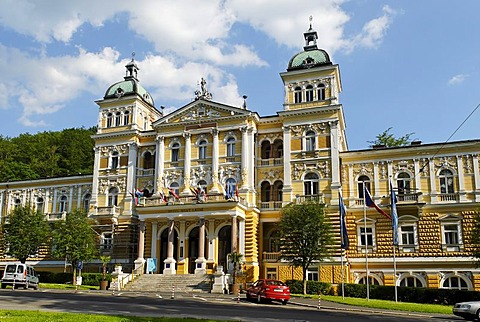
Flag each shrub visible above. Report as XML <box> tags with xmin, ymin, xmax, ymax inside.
<box><xmin>38</xmin><ymin>272</ymin><xmax>110</xmax><ymax>286</ymax></box>
<box><xmin>286</xmin><ymin>280</ymin><xmax>332</xmax><ymax>295</ymax></box>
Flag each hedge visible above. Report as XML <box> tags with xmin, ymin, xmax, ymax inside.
<box><xmin>39</xmin><ymin>272</ymin><xmax>111</xmax><ymax>286</ymax></box>
<box><xmin>286</xmin><ymin>280</ymin><xmax>332</xmax><ymax>295</ymax></box>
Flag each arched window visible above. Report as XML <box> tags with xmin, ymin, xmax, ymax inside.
<box><xmin>305</xmin><ymin>131</ymin><xmax>316</xmax><ymax>151</ymax></box>
<box><xmin>108</xmin><ymin>187</ymin><xmax>119</xmax><ymax>207</ymax></box>
<box><xmin>273</xmin><ymin>181</ymin><xmax>283</xmax><ymax>201</ymax></box>
<box><xmin>273</xmin><ymin>139</ymin><xmax>283</xmax><ymax>158</ymax></box>
<box><xmin>268</xmin><ymin>230</ymin><xmax>281</xmax><ymax>252</ymax></box>
<box><xmin>123</xmin><ymin>111</ymin><xmax>130</xmax><ymax>125</ymax></box>
<box><xmin>106</xmin><ymin>113</ymin><xmax>113</xmax><ymax>127</ymax></box>
<box><xmin>111</xmin><ymin>151</ymin><xmax>119</xmax><ymax>169</ymax></box>
<box><xmin>399</xmin><ymin>276</ymin><xmax>424</xmax><ymax>288</ymax></box>
<box><xmin>226</xmin><ymin>178</ymin><xmax>237</xmax><ymax>198</ymax></box>
<box><xmin>357</xmin><ymin>175</ymin><xmax>371</xmax><ymax>199</ymax></box>
<box><xmin>397</xmin><ymin>172</ymin><xmax>411</xmax><ymax>195</ymax></box>
<box><xmin>171</xmin><ymin>143</ymin><xmax>180</xmax><ymax>162</ymax></box>
<box><xmin>143</xmin><ymin>151</ymin><xmax>154</xmax><ymax>169</ymax></box>
<box><xmin>294</xmin><ymin>86</ymin><xmax>302</xmax><ymax>103</ymax></box>
<box><xmin>59</xmin><ymin>196</ymin><xmax>68</xmax><ymax>213</ymax></box>
<box><xmin>317</xmin><ymin>84</ymin><xmax>325</xmax><ymax>101</ymax></box>
<box><xmin>304</xmin><ymin>172</ymin><xmax>319</xmax><ymax>196</ymax></box>
<box><xmin>198</xmin><ymin>140</ymin><xmax>207</xmax><ymax>160</ymax></box>
<box><xmin>36</xmin><ymin>197</ymin><xmax>44</xmax><ymax>214</ymax></box>
<box><xmin>439</xmin><ymin>169</ymin><xmax>454</xmax><ymax>194</ymax></box>
<box><xmin>14</xmin><ymin>198</ymin><xmax>21</xmax><ymax>208</ymax></box>
<box><xmin>261</xmin><ymin>181</ymin><xmax>271</xmax><ymax>202</ymax></box>
<box><xmin>226</xmin><ymin>137</ymin><xmax>236</xmax><ymax>157</ymax></box>
<box><xmin>442</xmin><ymin>275</ymin><xmax>469</xmax><ymax>290</ymax></box>
<box><xmin>83</xmin><ymin>193</ymin><xmax>91</xmax><ymax>211</ymax></box>
<box><xmin>358</xmin><ymin>276</ymin><xmax>381</xmax><ymax>285</ymax></box>
<box><xmin>305</xmin><ymin>85</ymin><xmax>314</xmax><ymax>102</ymax></box>
<box><xmin>115</xmin><ymin>112</ymin><xmax>121</xmax><ymax>126</ymax></box>
<box><xmin>261</xmin><ymin>141</ymin><xmax>271</xmax><ymax>159</ymax></box>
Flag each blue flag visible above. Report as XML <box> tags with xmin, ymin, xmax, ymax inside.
<box><xmin>339</xmin><ymin>190</ymin><xmax>349</xmax><ymax>250</ymax></box>
<box><xmin>390</xmin><ymin>181</ymin><xmax>399</xmax><ymax>246</ymax></box>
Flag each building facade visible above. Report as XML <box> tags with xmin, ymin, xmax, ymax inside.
<box><xmin>1</xmin><ymin>24</ymin><xmax>480</xmax><ymax>291</ymax></box>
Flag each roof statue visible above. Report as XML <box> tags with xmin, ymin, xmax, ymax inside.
<box><xmin>194</xmin><ymin>77</ymin><xmax>213</xmax><ymax>101</ymax></box>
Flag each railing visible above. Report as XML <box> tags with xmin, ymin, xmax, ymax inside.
<box><xmin>258</xmin><ymin>158</ymin><xmax>283</xmax><ymax>166</ymax></box>
<box><xmin>439</xmin><ymin>193</ymin><xmax>458</xmax><ymax>202</ymax></box>
<box><xmin>294</xmin><ymin>194</ymin><xmax>324</xmax><ymax>204</ymax></box>
<box><xmin>397</xmin><ymin>193</ymin><xmax>420</xmax><ymax>202</ymax></box>
<box><xmin>45</xmin><ymin>212</ymin><xmax>66</xmax><ymax>221</ymax></box>
<box><xmin>257</xmin><ymin>201</ymin><xmax>283</xmax><ymax>210</ymax></box>
<box><xmin>142</xmin><ymin>193</ymin><xmax>248</xmax><ymax>207</ymax></box>
<box><xmin>94</xmin><ymin>206</ymin><xmax>120</xmax><ymax>217</ymax></box>
<box><xmin>262</xmin><ymin>252</ymin><xmax>281</xmax><ymax>262</ymax></box>
<box><xmin>136</xmin><ymin>168</ymin><xmax>154</xmax><ymax>176</ymax></box>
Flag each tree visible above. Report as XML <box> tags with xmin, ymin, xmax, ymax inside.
<box><xmin>2</xmin><ymin>205</ymin><xmax>50</xmax><ymax>263</ymax></box>
<box><xmin>228</xmin><ymin>251</ymin><xmax>244</xmax><ymax>287</ymax></box>
<box><xmin>52</xmin><ymin>209</ymin><xmax>98</xmax><ymax>285</ymax></box>
<box><xmin>470</xmin><ymin>213</ymin><xmax>480</xmax><ymax>267</ymax></box>
<box><xmin>368</xmin><ymin>127</ymin><xmax>415</xmax><ymax>147</ymax></box>
<box><xmin>278</xmin><ymin>201</ymin><xmax>333</xmax><ymax>294</ymax></box>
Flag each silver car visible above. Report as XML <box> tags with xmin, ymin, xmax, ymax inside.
<box><xmin>453</xmin><ymin>301</ymin><xmax>480</xmax><ymax>320</ymax></box>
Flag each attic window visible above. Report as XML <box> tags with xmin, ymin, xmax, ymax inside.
<box><xmin>115</xmin><ymin>88</ymin><xmax>124</xmax><ymax>98</ymax></box>
<box><xmin>303</xmin><ymin>57</ymin><xmax>315</xmax><ymax>68</ymax></box>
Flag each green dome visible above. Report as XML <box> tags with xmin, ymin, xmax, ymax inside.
<box><xmin>287</xmin><ymin>49</ymin><xmax>331</xmax><ymax>71</ymax></box>
<box><xmin>104</xmin><ymin>79</ymin><xmax>154</xmax><ymax>106</ymax></box>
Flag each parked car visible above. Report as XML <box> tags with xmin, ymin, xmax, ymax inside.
<box><xmin>1</xmin><ymin>263</ymin><xmax>39</xmax><ymax>290</ymax></box>
<box><xmin>246</xmin><ymin>279</ymin><xmax>290</xmax><ymax>305</ymax></box>
<box><xmin>453</xmin><ymin>301</ymin><xmax>480</xmax><ymax>320</ymax></box>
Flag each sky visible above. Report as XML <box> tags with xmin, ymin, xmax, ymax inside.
<box><xmin>0</xmin><ymin>0</ymin><xmax>480</xmax><ymax>150</ymax></box>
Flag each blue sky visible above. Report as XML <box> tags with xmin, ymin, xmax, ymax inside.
<box><xmin>0</xmin><ymin>0</ymin><xmax>479</xmax><ymax>150</ymax></box>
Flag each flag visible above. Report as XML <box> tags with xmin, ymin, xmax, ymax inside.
<box><xmin>339</xmin><ymin>190</ymin><xmax>349</xmax><ymax>250</ymax></box>
<box><xmin>168</xmin><ymin>188</ymin><xmax>180</xmax><ymax>200</ymax></box>
<box><xmin>390</xmin><ymin>181</ymin><xmax>399</xmax><ymax>246</ymax></box>
<box><xmin>364</xmin><ymin>186</ymin><xmax>391</xmax><ymax>220</ymax></box>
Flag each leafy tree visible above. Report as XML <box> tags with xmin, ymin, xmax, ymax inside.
<box><xmin>368</xmin><ymin>127</ymin><xmax>415</xmax><ymax>147</ymax></box>
<box><xmin>52</xmin><ymin>209</ymin><xmax>98</xmax><ymax>285</ymax></box>
<box><xmin>278</xmin><ymin>201</ymin><xmax>333</xmax><ymax>294</ymax></box>
<box><xmin>3</xmin><ymin>205</ymin><xmax>50</xmax><ymax>263</ymax></box>
<box><xmin>470</xmin><ymin>213</ymin><xmax>480</xmax><ymax>267</ymax></box>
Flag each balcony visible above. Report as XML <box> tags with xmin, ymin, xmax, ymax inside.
<box><xmin>92</xmin><ymin>205</ymin><xmax>121</xmax><ymax>219</ymax></box>
<box><xmin>141</xmin><ymin>192</ymin><xmax>248</xmax><ymax>208</ymax></box>
<box><xmin>257</xmin><ymin>201</ymin><xmax>283</xmax><ymax>210</ymax></box>
<box><xmin>136</xmin><ymin>168</ymin><xmax>154</xmax><ymax>176</ymax></box>
<box><xmin>258</xmin><ymin>158</ymin><xmax>283</xmax><ymax>167</ymax></box>
<box><xmin>45</xmin><ymin>212</ymin><xmax>66</xmax><ymax>221</ymax></box>
<box><xmin>439</xmin><ymin>193</ymin><xmax>459</xmax><ymax>202</ymax></box>
<box><xmin>294</xmin><ymin>194</ymin><xmax>324</xmax><ymax>204</ymax></box>
<box><xmin>263</xmin><ymin>252</ymin><xmax>281</xmax><ymax>262</ymax></box>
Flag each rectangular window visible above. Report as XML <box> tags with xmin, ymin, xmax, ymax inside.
<box><xmin>360</xmin><ymin>227</ymin><xmax>373</xmax><ymax>246</ymax></box>
<box><xmin>266</xmin><ymin>267</ymin><xmax>277</xmax><ymax>280</ymax></box>
<box><xmin>101</xmin><ymin>233</ymin><xmax>113</xmax><ymax>251</ymax></box>
<box><xmin>400</xmin><ymin>225</ymin><xmax>415</xmax><ymax>245</ymax></box>
<box><xmin>444</xmin><ymin>224</ymin><xmax>459</xmax><ymax>245</ymax></box>
<box><xmin>307</xmin><ymin>268</ymin><xmax>319</xmax><ymax>281</ymax></box>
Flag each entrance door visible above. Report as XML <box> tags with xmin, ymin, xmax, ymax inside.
<box><xmin>218</xmin><ymin>225</ymin><xmax>232</xmax><ymax>272</ymax></box>
<box><xmin>188</xmin><ymin>226</ymin><xmax>208</xmax><ymax>274</ymax></box>
<box><xmin>159</xmin><ymin>228</ymin><xmax>178</xmax><ymax>274</ymax></box>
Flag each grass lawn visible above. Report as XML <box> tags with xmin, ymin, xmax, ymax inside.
<box><xmin>39</xmin><ymin>283</ymin><xmax>99</xmax><ymax>291</ymax></box>
<box><xmin>0</xmin><ymin>310</ymin><xmax>233</xmax><ymax>321</ymax></box>
<box><xmin>308</xmin><ymin>294</ymin><xmax>453</xmax><ymax>315</ymax></box>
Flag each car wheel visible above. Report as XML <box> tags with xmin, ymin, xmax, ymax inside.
<box><xmin>281</xmin><ymin>299</ymin><xmax>288</xmax><ymax>305</ymax></box>
<box><xmin>33</xmin><ymin>284</ymin><xmax>38</xmax><ymax>290</ymax></box>
<box><xmin>257</xmin><ymin>294</ymin><xmax>262</xmax><ymax>304</ymax></box>
<box><xmin>245</xmin><ymin>292</ymin><xmax>251</xmax><ymax>301</ymax></box>
<box><xmin>476</xmin><ymin>308</ymin><xmax>480</xmax><ymax>320</ymax></box>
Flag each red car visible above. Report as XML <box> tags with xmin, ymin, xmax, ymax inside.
<box><xmin>246</xmin><ymin>279</ymin><xmax>290</xmax><ymax>305</ymax></box>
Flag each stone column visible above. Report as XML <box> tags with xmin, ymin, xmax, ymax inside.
<box><xmin>134</xmin><ymin>221</ymin><xmax>146</xmax><ymax>270</ymax></box>
<box><xmin>429</xmin><ymin>158</ymin><xmax>437</xmax><ymax>203</ymax></box>
<box><xmin>164</xmin><ymin>219</ymin><xmax>176</xmax><ymax>274</ymax></box>
<box><xmin>211</xmin><ymin>129</ymin><xmax>220</xmax><ymax>193</ymax></box>
<box><xmin>126</xmin><ymin>142</ymin><xmax>138</xmax><ymax>214</ymax></box>
<box><xmin>231</xmin><ymin>215</ymin><xmax>238</xmax><ymax>252</ymax></box>
<box><xmin>247</xmin><ymin>128</ymin><xmax>255</xmax><ymax>191</ymax></box>
<box><xmin>52</xmin><ymin>188</ymin><xmax>58</xmax><ymax>213</ymax></box>
<box><xmin>155</xmin><ymin>135</ymin><xmax>165</xmax><ymax>195</ymax></box>
<box><xmin>68</xmin><ymin>186</ymin><xmax>73</xmax><ymax>212</ymax></box>
<box><xmin>373</xmin><ymin>162</ymin><xmax>380</xmax><ymax>198</ymax></box>
<box><xmin>91</xmin><ymin>147</ymin><xmax>101</xmax><ymax>206</ymax></box>
<box><xmin>195</xmin><ymin>218</ymin><xmax>207</xmax><ymax>275</ymax></box>
<box><xmin>240</xmin><ymin>127</ymin><xmax>249</xmax><ymax>190</ymax></box>
<box><xmin>457</xmin><ymin>155</ymin><xmax>466</xmax><ymax>202</ymax></box>
<box><xmin>238</xmin><ymin>218</ymin><xmax>245</xmax><ymax>257</ymax></box>
<box><xmin>282</xmin><ymin>126</ymin><xmax>292</xmax><ymax>203</ymax></box>
<box><xmin>473</xmin><ymin>154</ymin><xmax>480</xmax><ymax>202</ymax></box>
<box><xmin>329</xmin><ymin>121</ymin><xmax>341</xmax><ymax>195</ymax></box>
<box><xmin>182</xmin><ymin>132</ymin><xmax>192</xmax><ymax>194</ymax></box>
<box><xmin>151</xmin><ymin>222</ymin><xmax>158</xmax><ymax>269</ymax></box>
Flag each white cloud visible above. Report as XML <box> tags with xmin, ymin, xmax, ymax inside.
<box><xmin>448</xmin><ymin>74</ymin><xmax>469</xmax><ymax>86</ymax></box>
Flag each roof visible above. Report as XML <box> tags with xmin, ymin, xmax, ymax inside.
<box><xmin>287</xmin><ymin>49</ymin><xmax>332</xmax><ymax>71</ymax></box>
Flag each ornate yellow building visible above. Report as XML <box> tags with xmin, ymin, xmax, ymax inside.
<box><xmin>1</xmin><ymin>24</ymin><xmax>479</xmax><ymax>291</ymax></box>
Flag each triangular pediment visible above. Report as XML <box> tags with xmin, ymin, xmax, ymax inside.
<box><xmin>153</xmin><ymin>99</ymin><xmax>251</xmax><ymax>127</ymax></box>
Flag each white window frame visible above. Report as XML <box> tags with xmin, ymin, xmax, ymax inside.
<box><xmin>100</xmin><ymin>232</ymin><xmax>113</xmax><ymax>251</ymax></box>
<box><xmin>440</xmin><ymin>214</ymin><xmax>463</xmax><ymax>252</ymax></box>
<box><xmin>171</xmin><ymin>142</ymin><xmax>180</xmax><ymax>162</ymax></box>
<box><xmin>440</xmin><ymin>273</ymin><xmax>472</xmax><ymax>290</ymax></box>
<box><xmin>294</xmin><ymin>86</ymin><xmax>302</xmax><ymax>103</ymax></box>
<box><xmin>303</xmin><ymin>172</ymin><xmax>319</xmax><ymax>196</ymax></box>
<box><xmin>356</xmin><ymin>218</ymin><xmax>377</xmax><ymax>252</ymax></box>
<box><xmin>108</xmin><ymin>187</ymin><xmax>119</xmax><ymax>207</ymax></box>
<box><xmin>58</xmin><ymin>195</ymin><xmax>68</xmax><ymax>213</ymax></box>
<box><xmin>198</xmin><ymin>139</ymin><xmax>207</xmax><ymax>160</ymax></box>
<box><xmin>110</xmin><ymin>151</ymin><xmax>120</xmax><ymax>169</ymax></box>
<box><xmin>226</xmin><ymin>137</ymin><xmax>236</xmax><ymax>157</ymax></box>
<box><xmin>398</xmin><ymin>273</ymin><xmax>426</xmax><ymax>288</ymax></box>
<box><xmin>317</xmin><ymin>83</ymin><xmax>325</xmax><ymax>101</ymax></box>
<box><xmin>398</xmin><ymin>215</ymin><xmax>418</xmax><ymax>253</ymax></box>
<box><xmin>304</xmin><ymin>130</ymin><xmax>316</xmax><ymax>152</ymax></box>
<box><xmin>306</xmin><ymin>267</ymin><xmax>319</xmax><ymax>281</ymax></box>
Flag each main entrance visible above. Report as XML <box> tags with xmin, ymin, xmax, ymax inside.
<box><xmin>218</xmin><ymin>225</ymin><xmax>232</xmax><ymax>272</ymax></box>
<box><xmin>188</xmin><ymin>226</ymin><xmax>208</xmax><ymax>274</ymax></box>
<box><xmin>159</xmin><ymin>228</ymin><xmax>178</xmax><ymax>274</ymax></box>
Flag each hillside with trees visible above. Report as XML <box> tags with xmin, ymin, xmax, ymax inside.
<box><xmin>0</xmin><ymin>127</ymin><xmax>96</xmax><ymax>182</ymax></box>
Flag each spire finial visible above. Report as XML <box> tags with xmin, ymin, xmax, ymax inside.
<box><xmin>309</xmin><ymin>15</ymin><xmax>313</xmax><ymax>30</ymax></box>
<box><xmin>131</xmin><ymin>51</ymin><xmax>136</xmax><ymax>61</ymax></box>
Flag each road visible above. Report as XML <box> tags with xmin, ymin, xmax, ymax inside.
<box><xmin>0</xmin><ymin>289</ymin><xmax>463</xmax><ymax>322</ymax></box>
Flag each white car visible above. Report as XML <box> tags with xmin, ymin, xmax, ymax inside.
<box><xmin>453</xmin><ymin>301</ymin><xmax>480</xmax><ymax>320</ymax></box>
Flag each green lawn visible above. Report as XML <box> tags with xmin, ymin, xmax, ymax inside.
<box><xmin>0</xmin><ymin>311</ymin><xmax>233</xmax><ymax>322</ymax></box>
<box><xmin>314</xmin><ymin>295</ymin><xmax>453</xmax><ymax>315</ymax></box>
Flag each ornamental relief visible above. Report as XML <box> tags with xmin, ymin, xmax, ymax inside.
<box><xmin>417</xmin><ymin>158</ymin><xmax>430</xmax><ymax>177</ymax></box>
<box><xmin>378</xmin><ymin>161</ymin><xmax>388</xmax><ymax>180</ymax></box>
<box><xmin>180</xmin><ymin>106</ymin><xmax>221</xmax><ymax>122</ymax></box>
<box><xmin>463</xmin><ymin>155</ymin><xmax>473</xmax><ymax>173</ymax></box>
<box><xmin>392</xmin><ymin>160</ymin><xmax>414</xmax><ymax>175</ymax></box>
<box><xmin>218</xmin><ymin>165</ymin><xmax>241</xmax><ymax>184</ymax></box>
<box><xmin>315</xmin><ymin>160</ymin><xmax>330</xmax><ymax>178</ymax></box>
<box><xmin>290</xmin><ymin>122</ymin><xmax>329</xmax><ymax>136</ymax></box>
<box><xmin>258</xmin><ymin>133</ymin><xmax>282</xmax><ymax>144</ymax></box>
<box><xmin>163</xmin><ymin>170</ymin><xmax>183</xmax><ymax>187</ymax></box>
<box><xmin>352</xmin><ymin>163</ymin><xmax>373</xmax><ymax>177</ymax></box>
<box><xmin>190</xmin><ymin>165</ymin><xmax>212</xmax><ymax>186</ymax></box>
<box><xmin>434</xmin><ymin>156</ymin><xmax>456</xmax><ymax>172</ymax></box>
<box><xmin>287</xmin><ymin>78</ymin><xmax>331</xmax><ymax>89</ymax></box>
<box><xmin>100</xmin><ymin>144</ymin><xmax>128</xmax><ymax>156</ymax></box>
<box><xmin>262</xmin><ymin>169</ymin><xmax>281</xmax><ymax>181</ymax></box>
<box><xmin>98</xmin><ymin>178</ymin><xmax>126</xmax><ymax>194</ymax></box>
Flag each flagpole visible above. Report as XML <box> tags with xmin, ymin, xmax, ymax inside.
<box><xmin>363</xmin><ymin>182</ymin><xmax>369</xmax><ymax>301</ymax></box>
<box><xmin>393</xmin><ymin>240</ymin><xmax>398</xmax><ymax>302</ymax></box>
<box><xmin>341</xmin><ymin>251</ymin><xmax>345</xmax><ymax>300</ymax></box>
<box><xmin>390</xmin><ymin>180</ymin><xmax>398</xmax><ymax>303</ymax></box>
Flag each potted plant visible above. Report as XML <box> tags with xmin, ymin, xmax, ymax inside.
<box><xmin>100</xmin><ymin>255</ymin><xmax>111</xmax><ymax>290</ymax></box>
<box><xmin>228</xmin><ymin>251</ymin><xmax>243</xmax><ymax>295</ymax></box>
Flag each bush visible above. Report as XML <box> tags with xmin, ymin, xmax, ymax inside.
<box><xmin>39</xmin><ymin>272</ymin><xmax>110</xmax><ymax>286</ymax></box>
<box><xmin>286</xmin><ymin>280</ymin><xmax>332</xmax><ymax>295</ymax></box>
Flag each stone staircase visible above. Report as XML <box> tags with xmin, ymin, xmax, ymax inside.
<box><xmin>124</xmin><ymin>274</ymin><xmax>212</xmax><ymax>293</ymax></box>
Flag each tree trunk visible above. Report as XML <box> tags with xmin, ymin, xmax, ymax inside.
<box><xmin>303</xmin><ymin>266</ymin><xmax>307</xmax><ymax>295</ymax></box>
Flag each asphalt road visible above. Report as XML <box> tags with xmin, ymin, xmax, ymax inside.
<box><xmin>0</xmin><ymin>289</ymin><xmax>463</xmax><ymax>322</ymax></box>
